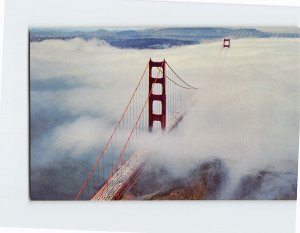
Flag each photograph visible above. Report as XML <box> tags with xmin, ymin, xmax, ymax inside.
<box><xmin>29</xmin><ymin>27</ymin><xmax>299</xmax><ymax>200</ymax></box>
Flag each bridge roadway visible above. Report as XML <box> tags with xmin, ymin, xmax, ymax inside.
<box><xmin>91</xmin><ymin>109</ymin><xmax>186</xmax><ymax>200</ymax></box>
<box><xmin>92</xmin><ymin>152</ymin><xmax>147</xmax><ymax>200</ymax></box>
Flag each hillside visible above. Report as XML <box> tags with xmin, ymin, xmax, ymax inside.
<box><xmin>30</xmin><ymin>28</ymin><xmax>300</xmax><ymax>49</ymax></box>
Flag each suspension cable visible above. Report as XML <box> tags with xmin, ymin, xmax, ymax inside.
<box><xmin>166</xmin><ymin>74</ymin><xmax>194</xmax><ymax>89</ymax></box>
<box><xmin>75</xmin><ymin>62</ymin><xmax>149</xmax><ymax>200</ymax></box>
<box><xmin>165</xmin><ymin>62</ymin><xmax>198</xmax><ymax>89</ymax></box>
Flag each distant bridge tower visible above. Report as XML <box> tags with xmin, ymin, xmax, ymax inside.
<box><xmin>148</xmin><ymin>59</ymin><xmax>166</xmax><ymax>132</ymax></box>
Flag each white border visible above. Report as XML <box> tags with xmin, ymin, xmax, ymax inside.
<box><xmin>0</xmin><ymin>0</ymin><xmax>299</xmax><ymax>233</ymax></box>
<box><xmin>0</xmin><ymin>0</ymin><xmax>4</xmax><ymax>104</ymax></box>
<box><xmin>154</xmin><ymin>0</ymin><xmax>300</xmax><ymax>7</ymax></box>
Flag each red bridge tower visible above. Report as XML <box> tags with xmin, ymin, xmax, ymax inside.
<box><xmin>148</xmin><ymin>59</ymin><xmax>166</xmax><ymax>132</ymax></box>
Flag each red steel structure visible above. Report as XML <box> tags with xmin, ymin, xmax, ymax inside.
<box><xmin>148</xmin><ymin>59</ymin><xmax>166</xmax><ymax>132</ymax></box>
<box><xmin>223</xmin><ymin>38</ymin><xmax>230</xmax><ymax>48</ymax></box>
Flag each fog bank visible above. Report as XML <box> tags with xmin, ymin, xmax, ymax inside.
<box><xmin>30</xmin><ymin>37</ymin><xmax>299</xmax><ymax>199</ymax></box>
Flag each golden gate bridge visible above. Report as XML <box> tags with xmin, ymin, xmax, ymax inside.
<box><xmin>75</xmin><ymin>59</ymin><xmax>199</xmax><ymax>200</ymax></box>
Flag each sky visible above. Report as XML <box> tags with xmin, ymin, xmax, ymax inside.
<box><xmin>30</xmin><ymin>35</ymin><xmax>299</xmax><ymax>200</ymax></box>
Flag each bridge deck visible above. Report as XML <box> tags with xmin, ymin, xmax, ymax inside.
<box><xmin>92</xmin><ymin>152</ymin><xmax>147</xmax><ymax>200</ymax></box>
<box><xmin>91</xmin><ymin>108</ymin><xmax>186</xmax><ymax>200</ymax></box>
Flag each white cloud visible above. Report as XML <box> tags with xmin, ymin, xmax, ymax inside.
<box><xmin>51</xmin><ymin>116</ymin><xmax>110</xmax><ymax>157</ymax></box>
